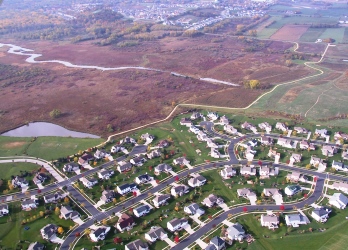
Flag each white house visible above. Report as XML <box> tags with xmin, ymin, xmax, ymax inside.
<box><xmin>145</xmin><ymin>226</ymin><xmax>168</xmax><ymax>242</ymax></box>
<box><xmin>277</xmin><ymin>138</ymin><xmax>297</xmax><ymax>149</ymax></box>
<box><xmin>342</xmin><ymin>149</ymin><xmax>348</xmax><ymax>160</ymax></box>
<box><xmin>141</xmin><ymin>133</ymin><xmax>155</xmax><ymax>144</ymax></box>
<box><xmin>315</xmin><ymin>128</ymin><xmax>328</xmax><ymax>138</ymax></box>
<box><xmin>259</xmin><ymin>166</ymin><xmax>278</xmax><ymax>178</ymax></box>
<box><xmin>311</xmin><ymin>207</ymin><xmax>331</xmax><ymax>223</ymax></box>
<box><xmin>152</xmin><ymin>194</ymin><xmax>171</xmax><ymax>208</ymax></box>
<box><xmin>260</xmin><ymin>213</ymin><xmax>279</xmax><ymax>229</ymax></box>
<box><xmin>94</xmin><ymin>149</ymin><xmax>110</xmax><ymax>160</ymax></box>
<box><xmin>117</xmin><ymin>183</ymin><xmax>137</xmax><ymax>196</ymax></box>
<box><xmin>147</xmin><ymin>149</ymin><xmax>161</xmax><ymax>159</ymax></box>
<box><xmin>240</xmin><ymin>165</ymin><xmax>256</xmax><ymax>176</ymax></box>
<box><xmin>184</xmin><ymin>203</ymin><xmax>205</xmax><ymax>216</ymax></box>
<box><xmin>191</xmin><ymin>112</ymin><xmax>202</xmax><ymax>120</ymax></box>
<box><xmin>241</xmin><ymin>121</ymin><xmax>257</xmax><ymax>132</ymax></box>
<box><xmin>334</xmin><ymin>131</ymin><xmax>348</xmax><ymax>141</ymax></box>
<box><xmin>332</xmin><ymin>182</ymin><xmax>348</xmax><ymax>193</ymax></box>
<box><xmin>63</xmin><ymin>162</ymin><xmax>80</xmax><ymax>172</ymax></box>
<box><xmin>332</xmin><ymin>161</ymin><xmax>347</xmax><ymax>171</ymax></box>
<box><xmin>27</xmin><ymin>242</ymin><xmax>45</xmax><ymax>250</ymax></box>
<box><xmin>286</xmin><ymin>171</ymin><xmax>307</xmax><ymax>183</ymax></box>
<box><xmin>21</xmin><ymin>198</ymin><xmax>38</xmax><ymax>210</ymax></box>
<box><xmin>206</xmin><ymin>236</ymin><xmax>226</xmax><ymax>250</ymax></box>
<box><xmin>310</xmin><ymin>156</ymin><xmax>326</xmax><ymax>169</ymax></box>
<box><xmin>207</xmin><ymin>112</ymin><xmax>219</xmax><ymax>121</ymax></box>
<box><xmin>0</xmin><ymin>204</ymin><xmax>9</xmax><ymax>216</ymax></box>
<box><xmin>60</xmin><ymin>205</ymin><xmax>80</xmax><ymax>220</ymax></box>
<box><xmin>224</xmin><ymin>124</ymin><xmax>238</xmax><ymax>135</ymax></box>
<box><xmin>220</xmin><ymin>115</ymin><xmax>229</xmax><ymax>125</ymax></box>
<box><xmin>111</xmin><ymin>145</ymin><xmax>125</xmax><ymax>153</ymax></box>
<box><xmin>275</xmin><ymin>122</ymin><xmax>288</xmax><ymax>132</ymax></box>
<box><xmin>258</xmin><ymin>122</ymin><xmax>272</xmax><ymax>132</ymax></box>
<box><xmin>294</xmin><ymin>127</ymin><xmax>309</xmax><ymax>134</ymax></box>
<box><xmin>263</xmin><ymin>188</ymin><xmax>283</xmax><ymax>202</ymax></box>
<box><xmin>33</xmin><ymin>173</ymin><xmax>47</xmax><ymax>185</ymax></box>
<box><xmin>237</xmin><ymin>188</ymin><xmax>257</xmax><ymax>204</ymax></box>
<box><xmin>190</xmin><ymin>126</ymin><xmax>200</xmax><ymax>134</ymax></box>
<box><xmin>97</xmin><ymin>169</ymin><xmax>114</xmax><ymax>180</ymax></box>
<box><xmin>11</xmin><ymin>176</ymin><xmax>29</xmax><ymax>188</ymax></box>
<box><xmin>290</xmin><ymin>153</ymin><xmax>302</xmax><ymax>163</ymax></box>
<box><xmin>135</xmin><ymin>174</ymin><xmax>154</xmax><ymax>184</ymax></box>
<box><xmin>89</xmin><ymin>226</ymin><xmax>111</xmax><ymax>242</ymax></box>
<box><xmin>100</xmin><ymin>190</ymin><xmax>116</xmax><ymax>203</ymax></box>
<box><xmin>154</xmin><ymin>163</ymin><xmax>172</xmax><ymax>174</ymax></box>
<box><xmin>117</xmin><ymin>162</ymin><xmax>132</xmax><ymax>173</ymax></box>
<box><xmin>130</xmin><ymin>155</ymin><xmax>147</xmax><ymax>167</ymax></box>
<box><xmin>173</xmin><ymin>157</ymin><xmax>190</xmax><ymax>166</ymax></box>
<box><xmin>285</xmin><ymin>214</ymin><xmax>309</xmax><ymax>227</ymax></box>
<box><xmin>43</xmin><ymin>191</ymin><xmax>67</xmax><ymax>203</ymax></box>
<box><xmin>202</xmin><ymin>194</ymin><xmax>224</xmax><ymax>208</ymax></box>
<box><xmin>322</xmin><ymin>145</ymin><xmax>337</xmax><ymax>157</ymax></box>
<box><xmin>125</xmin><ymin>239</ymin><xmax>149</xmax><ymax>250</ymax></box>
<box><xmin>133</xmin><ymin>204</ymin><xmax>151</xmax><ymax>217</ymax></box>
<box><xmin>40</xmin><ymin>224</ymin><xmax>58</xmax><ymax>240</ymax></box>
<box><xmin>188</xmin><ymin>173</ymin><xmax>206</xmax><ymax>187</ymax></box>
<box><xmin>80</xmin><ymin>177</ymin><xmax>98</xmax><ymax>188</ymax></box>
<box><xmin>210</xmin><ymin>148</ymin><xmax>221</xmax><ymax>158</ymax></box>
<box><xmin>284</xmin><ymin>185</ymin><xmax>301</xmax><ymax>196</ymax></box>
<box><xmin>299</xmin><ymin>140</ymin><xmax>315</xmax><ymax>150</ymax></box>
<box><xmin>220</xmin><ymin>166</ymin><xmax>237</xmax><ymax>179</ymax></box>
<box><xmin>260</xmin><ymin>136</ymin><xmax>273</xmax><ymax>146</ymax></box>
<box><xmin>120</xmin><ymin>136</ymin><xmax>136</xmax><ymax>144</ymax></box>
<box><xmin>171</xmin><ymin>185</ymin><xmax>190</xmax><ymax>197</ymax></box>
<box><xmin>226</xmin><ymin>223</ymin><xmax>245</xmax><ymax>241</ymax></box>
<box><xmin>180</xmin><ymin>117</ymin><xmax>192</xmax><ymax>127</ymax></box>
<box><xmin>167</xmin><ymin>218</ymin><xmax>188</xmax><ymax>232</ymax></box>
<box><xmin>329</xmin><ymin>193</ymin><xmax>348</xmax><ymax>209</ymax></box>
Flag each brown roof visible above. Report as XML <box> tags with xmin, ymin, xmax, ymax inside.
<box><xmin>116</xmin><ymin>213</ymin><xmax>135</xmax><ymax>229</ymax></box>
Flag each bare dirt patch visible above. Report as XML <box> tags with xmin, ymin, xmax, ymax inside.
<box><xmin>278</xmin><ymin>86</ymin><xmax>310</xmax><ymax>104</ymax></box>
<box><xmin>270</xmin><ymin>25</ymin><xmax>309</xmax><ymax>41</ymax></box>
<box><xmin>3</xmin><ymin>141</ymin><xmax>27</xmax><ymax>148</ymax></box>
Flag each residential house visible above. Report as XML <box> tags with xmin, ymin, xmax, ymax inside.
<box><xmin>117</xmin><ymin>162</ymin><xmax>132</xmax><ymax>173</ymax></box>
<box><xmin>190</xmin><ymin>126</ymin><xmax>200</xmax><ymax>134</ymax></box>
<box><xmin>329</xmin><ymin>193</ymin><xmax>348</xmax><ymax>209</ymax></box>
<box><xmin>78</xmin><ymin>153</ymin><xmax>94</xmax><ymax>165</ymax></box>
<box><xmin>294</xmin><ymin>127</ymin><xmax>309</xmax><ymax>134</ymax></box>
<box><xmin>315</xmin><ymin>128</ymin><xmax>328</xmax><ymax>138</ymax></box>
<box><xmin>89</xmin><ymin>226</ymin><xmax>111</xmax><ymax>242</ymax></box>
<box><xmin>284</xmin><ymin>185</ymin><xmax>301</xmax><ymax>196</ymax></box>
<box><xmin>141</xmin><ymin>133</ymin><xmax>155</xmax><ymax>144</ymax></box>
<box><xmin>0</xmin><ymin>204</ymin><xmax>9</xmax><ymax>216</ymax></box>
<box><xmin>332</xmin><ymin>182</ymin><xmax>348</xmax><ymax>193</ymax></box>
<box><xmin>259</xmin><ymin>166</ymin><xmax>278</xmax><ymax>179</ymax></box>
<box><xmin>120</xmin><ymin>136</ymin><xmax>136</xmax><ymax>144</ymax></box>
<box><xmin>261</xmin><ymin>214</ymin><xmax>279</xmax><ymax>229</ymax></box>
<box><xmin>342</xmin><ymin>149</ymin><xmax>348</xmax><ymax>160</ymax></box>
<box><xmin>332</xmin><ymin>161</ymin><xmax>347</xmax><ymax>171</ymax></box>
<box><xmin>171</xmin><ymin>184</ymin><xmax>190</xmax><ymax>197</ymax></box>
<box><xmin>153</xmin><ymin>194</ymin><xmax>171</xmax><ymax>207</ymax></box>
<box><xmin>100</xmin><ymin>190</ymin><xmax>116</xmax><ymax>203</ymax></box>
<box><xmin>130</xmin><ymin>155</ymin><xmax>147</xmax><ymax>167</ymax></box>
<box><xmin>40</xmin><ymin>224</ymin><xmax>58</xmax><ymax>240</ymax></box>
<box><xmin>188</xmin><ymin>173</ymin><xmax>207</xmax><ymax>187</ymax></box>
<box><xmin>167</xmin><ymin>218</ymin><xmax>188</xmax><ymax>232</ymax></box>
<box><xmin>147</xmin><ymin>149</ymin><xmax>161</xmax><ymax>159</ymax></box>
<box><xmin>240</xmin><ymin>165</ymin><xmax>256</xmax><ymax>176</ymax></box>
<box><xmin>322</xmin><ymin>145</ymin><xmax>337</xmax><ymax>157</ymax></box>
<box><xmin>33</xmin><ymin>173</ymin><xmax>47</xmax><ymax>185</ymax></box>
<box><xmin>80</xmin><ymin>177</ymin><xmax>98</xmax><ymax>188</ymax></box>
<box><xmin>197</xmin><ymin>130</ymin><xmax>208</xmax><ymax>141</ymax></box>
<box><xmin>202</xmin><ymin>194</ymin><xmax>224</xmax><ymax>208</ymax></box>
<box><xmin>133</xmin><ymin>204</ymin><xmax>151</xmax><ymax>217</ymax></box>
<box><xmin>145</xmin><ymin>226</ymin><xmax>168</xmax><ymax>242</ymax></box>
<box><xmin>180</xmin><ymin>117</ymin><xmax>192</xmax><ymax>127</ymax></box>
<box><xmin>135</xmin><ymin>174</ymin><xmax>154</xmax><ymax>184</ymax></box>
<box><xmin>191</xmin><ymin>112</ymin><xmax>202</xmax><ymax>120</ymax></box>
<box><xmin>220</xmin><ymin>115</ymin><xmax>229</xmax><ymax>125</ymax></box>
<box><xmin>94</xmin><ymin>149</ymin><xmax>110</xmax><ymax>160</ymax></box>
<box><xmin>290</xmin><ymin>153</ymin><xmax>302</xmax><ymax>163</ymax></box>
<box><xmin>275</xmin><ymin>122</ymin><xmax>288</xmax><ymax>132</ymax></box>
<box><xmin>310</xmin><ymin>156</ymin><xmax>327</xmax><ymax>169</ymax></box>
<box><xmin>63</xmin><ymin>162</ymin><xmax>80</xmax><ymax>172</ymax></box>
<box><xmin>268</xmin><ymin>148</ymin><xmax>279</xmax><ymax>158</ymax></box>
<box><xmin>125</xmin><ymin>239</ymin><xmax>149</xmax><ymax>250</ymax></box>
<box><xmin>263</xmin><ymin>188</ymin><xmax>283</xmax><ymax>202</ymax></box>
<box><xmin>111</xmin><ymin>145</ymin><xmax>125</xmax><ymax>153</ymax></box>
<box><xmin>237</xmin><ymin>188</ymin><xmax>257</xmax><ymax>200</ymax></box>
<box><xmin>184</xmin><ymin>203</ymin><xmax>205</xmax><ymax>216</ymax></box>
<box><xmin>21</xmin><ymin>198</ymin><xmax>38</xmax><ymax>210</ymax></box>
<box><xmin>246</xmin><ymin>139</ymin><xmax>258</xmax><ymax>148</ymax></box>
<box><xmin>206</xmin><ymin>138</ymin><xmax>219</xmax><ymax>149</ymax></box>
<box><xmin>60</xmin><ymin>205</ymin><xmax>80</xmax><ymax>220</ymax></box>
<box><xmin>117</xmin><ymin>183</ymin><xmax>137</xmax><ymax>196</ymax></box>
<box><xmin>205</xmin><ymin>236</ymin><xmax>225</xmax><ymax>250</ymax></box>
<box><xmin>97</xmin><ymin>169</ymin><xmax>114</xmax><ymax>180</ymax></box>
<box><xmin>173</xmin><ymin>157</ymin><xmax>190</xmax><ymax>166</ymax></box>
<box><xmin>27</xmin><ymin>242</ymin><xmax>45</xmax><ymax>250</ymax></box>
<box><xmin>241</xmin><ymin>122</ymin><xmax>257</xmax><ymax>132</ymax></box>
<box><xmin>285</xmin><ymin>214</ymin><xmax>309</xmax><ymax>227</ymax></box>
<box><xmin>260</xmin><ymin>136</ymin><xmax>273</xmax><ymax>146</ymax></box>
<box><xmin>130</xmin><ymin>145</ymin><xmax>148</xmax><ymax>157</ymax></box>
<box><xmin>157</xmin><ymin>140</ymin><xmax>169</xmax><ymax>148</ymax></box>
<box><xmin>43</xmin><ymin>191</ymin><xmax>66</xmax><ymax>203</ymax></box>
<box><xmin>226</xmin><ymin>223</ymin><xmax>245</xmax><ymax>241</ymax></box>
<box><xmin>224</xmin><ymin>124</ymin><xmax>238</xmax><ymax>135</ymax></box>
<box><xmin>277</xmin><ymin>138</ymin><xmax>297</xmax><ymax>149</ymax></box>
<box><xmin>154</xmin><ymin>163</ymin><xmax>172</xmax><ymax>175</ymax></box>
<box><xmin>258</xmin><ymin>122</ymin><xmax>272</xmax><ymax>132</ymax></box>
<box><xmin>207</xmin><ymin>112</ymin><xmax>219</xmax><ymax>121</ymax></box>
<box><xmin>220</xmin><ymin>166</ymin><xmax>237</xmax><ymax>179</ymax></box>
<box><xmin>334</xmin><ymin>131</ymin><xmax>348</xmax><ymax>141</ymax></box>
<box><xmin>286</xmin><ymin>171</ymin><xmax>307</xmax><ymax>183</ymax></box>
<box><xmin>210</xmin><ymin>148</ymin><xmax>221</xmax><ymax>158</ymax></box>
<box><xmin>11</xmin><ymin>176</ymin><xmax>29</xmax><ymax>188</ymax></box>
<box><xmin>311</xmin><ymin>207</ymin><xmax>331</xmax><ymax>223</ymax></box>
<box><xmin>299</xmin><ymin>140</ymin><xmax>315</xmax><ymax>150</ymax></box>
<box><xmin>116</xmin><ymin>213</ymin><xmax>136</xmax><ymax>232</ymax></box>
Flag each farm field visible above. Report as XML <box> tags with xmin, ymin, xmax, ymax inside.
<box><xmin>270</xmin><ymin>25</ymin><xmax>309</xmax><ymax>41</ymax></box>
<box><xmin>318</xmin><ymin>28</ymin><xmax>346</xmax><ymax>43</ymax></box>
<box><xmin>299</xmin><ymin>28</ymin><xmax>326</xmax><ymax>42</ymax></box>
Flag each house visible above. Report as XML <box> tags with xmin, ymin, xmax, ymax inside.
<box><xmin>285</xmin><ymin>214</ymin><xmax>308</xmax><ymax>227</ymax></box>
<box><xmin>332</xmin><ymin>161</ymin><xmax>347</xmax><ymax>171</ymax></box>
<box><xmin>258</xmin><ymin>122</ymin><xmax>272</xmax><ymax>132</ymax></box>
<box><xmin>11</xmin><ymin>176</ymin><xmax>29</xmax><ymax>188</ymax></box>
<box><xmin>154</xmin><ymin>163</ymin><xmax>172</xmax><ymax>174</ymax></box>
<box><xmin>191</xmin><ymin>112</ymin><xmax>202</xmax><ymax>120</ymax></box>
<box><xmin>237</xmin><ymin>188</ymin><xmax>257</xmax><ymax>200</ymax></box>
<box><xmin>188</xmin><ymin>173</ymin><xmax>206</xmax><ymax>187</ymax></box>
<box><xmin>284</xmin><ymin>185</ymin><xmax>301</xmax><ymax>196</ymax></box>
<box><xmin>145</xmin><ymin>226</ymin><xmax>168</xmax><ymax>242</ymax></box>
<box><xmin>259</xmin><ymin>166</ymin><xmax>278</xmax><ymax>178</ymax></box>
<box><xmin>117</xmin><ymin>183</ymin><xmax>137</xmax><ymax>196</ymax></box>
<box><xmin>322</xmin><ymin>145</ymin><xmax>337</xmax><ymax>157</ymax></box>
<box><xmin>224</xmin><ymin>124</ymin><xmax>238</xmax><ymax>135</ymax></box>
<box><xmin>0</xmin><ymin>204</ymin><xmax>9</xmax><ymax>216</ymax></box>
<box><xmin>125</xmin><ymin>239</ymin><xmax>149</xmax><ymax>250</ymax></box>
<box><xmin>173</xmin><ymin>157</ymin><xmax>190</xmax><ymax>166</ymax></box>
<box><xmin>141</xmin><ymin>133</ymin><xmax>155</xmax><ymax>144</ymax></box>
<box><xmin>94</xmin><ymin>149</ymin><xmax>110</xmax><ymax>160</ymax></box>
<box><xmin>220</xmin><ymin>166</ymin><xmax>237</xmax><ymax>179</ymax></box>
<box><xmin>275</xmin><ymin>122</ymin><xmax>288</xmax><ymax>132</ymax></box>
<box><xmin>184</xmin><ymin>203</ymin><xmax>205</xmax><ymax>216</ymax></box>
<box><xmin>240</xmin><ymin>165</ymin><xmax>256</xmax><ymax>176</ymax></box>
<box><xmin>311</xmin><ymin>207</ymin><xmax>331</xmax><ymax>223</ymax></box>
<box><xmin>206</xmin><ymin>138</ymin><xmax>219</xmax><ymax>149</ymax></box>
<box><xmin>334</xmin><ymin>131</ymin><xmax>348</xmax><ymax>141</ymax></box>
<box><xmin>33</xmin><ymin>173</ymin><xmax>47</xmax><ymax>185</ymax></box>
<box><xmin>63</xmin><ymin>162</ymin><xmax>80</xmax><ymax>172</ymax></box>
<box><xmin>171</xmin><ymin>184</ymin><xmax>190</xmax><ymax>197</ymax></box>
<box><xmin>89</xmin><ymin>226</ymin><xmax>111</xmax><ymax>242</ymax></box>
<box><xmin>40</xmin><ymin>224</ymin><xmax>58</xmax><ymax>240</ymax></box>
<box><xmin>27</xmin><ymin>242</ymin><xmax>45</xmax><ymax>250</ymax></box>
<box><xmin>261</xmin><ymin>214</ymin><xmax>279</xmax><ymax>229</ymax></box>
<box><xmin>207</xmin><ymin>112</ymin><xmax>219</xmax><ymax>121</ymax></box>
<box><xmin>133</xmin><ymin>204</ymin><xmax>151</xmax><ymax>217</ymax></box>
<box><xmin>130</xmin><ymin>145</ymin><xmax>148</xmax><ymax>157</ymax></box>
<box><xmin>180</xmin><ymin>117</ymin><xmax>192</xmax><ymax>127</ymax></box>
<box><xmin>111</xmin><ymin>145</ymin><xmax>125</xmax><ymax>153</ymax></box>
<box><xmin>80</xmin><ymin>177</ymin><xmax>98</xmax><ymax>188</ymax></box>
<box><xmin>226</xmin><ymin>223</ymin><xmax>245</xmax><ymax>241</ymax></box>
<box><xmin>130</xmin><ymin>155</ymin><xmax>147</xmax><ymax>167</ymax></box>
<box><xmin>157</xmin><ymin>140</ymin><xmax>169</xmax><ymax>148</ymax></box>
<box><xmin>246</xmin><ymin>139</ymin><xmax>258</xmax><ymax>148</ymax></box>
<box><xmin>310</xmin><ymin>156</ymin><xmax>326</xmax><ymax>169</ymax></box>
<box><xmin>78</xmin><ymin>153</ymin><xmax>94</xmax><ymax>165</ymax></box>
<box><xmin>220</xmin><ymin>115</ymin><xmax>229</xmax><ymax>125</ymax></box>
<box><xmin>60</xmin><ymin>205</ymin><xmax>80</xmax><ymax>220</ymax></box>
<box><xmin>299</xmin><ymin>140</ymin><xmax>315</xmax><ymax>150</ymax></box>
<box><xmin>120</xmin><ymin>136</ymin><xmax>136</xmax><ymax>145</ymax></box>
<box><xmin>205</xmin><ymin>236</ymin><xmax>225</xmax><ymax>250</ymax></box>
<box><xmin>21</xmin><ymin>198</ymin><xmax>38</xmax><ymax>210</ymax></box>
<box><xmin>210</xmin><ymin>148</ymin><xmax>221</xmax><ymax>158</ymax></box>
<box><xmin>202</xmin><ymin>194</ymin><xmax>224</xmax><ymax>208</ymax></box>
<box><xmin>260</xmin><ymin>136</ymin><xmax>273</xmax><ymax>146</ymax></box>
<box><xmin>329</xmin><ymin>193</ymin><xmax>348</xmax><ymax>209</ymax></box>
<box><xmin>342</xmin><ymin>149</ymin><xmax>348</xmax><ymax>160</ymax></box>
<box><xmin>332</xmin><ymin>182</ymin><xmax>348</xmax><ymax>193</ymax></box>
<box><xmin>197</xmin><ymin>130</ymin><xmax>208</xmax><ymax>141</ymax></box>
<box><xmin>267</xmin><ymin>148</ymin><xmax>279</xmax><ymax>158</ymax></box>
<box><xmin>315</xmin><ymin>128</ymin><xmax>328</xmax><ymax>138</ymax></box>
<box><xmin>294</xmin><ymin>127</ymin><xmax>309</xmax><ymax>134</ymax></box>
<box><xmin>190</xmin><ymin>126</ymin><xmax>201</xmax><ymax>134</ymax></box>
<box><xmin>135</xmin><ymin>174</ymin><xmax>154</xmax><ymax>184</ymax></box>
<box><xmin>97</xmin><ymin>169</ymin><xmax>114</xmax><ymax>180</ymax></box>
<box><xmin>147</xmin><ymin>149</ymin><xmax>161</xmax><ymax>159</ymax></box>
<box><xmin>167</xmin><ymin>218</ymin><xmax>189</xmax><ymax>232</ymax></box>
<box><xmin>263</xmin><ymin>188</ymin><xmax>283</xmax><ymax>201</ymax></box>
<box><xmin>277</xmin><ymin>138</ymin><xmax>297</xmax><ymax>149</ymax></box>
<box><xmin>100</xmin><ymin>190</ymin><xmax>116</xmax><ymax>203</ymax></box>
<box><xmin>153</xmin><ymin>194</ymin><xmax>171</xmax><ymax>207</ymax></box>
<box><xmin>43</xmin><ymin>191</ymin><xmax>66</xmax><ymax>203</ymax></box>
<box><xmin>117</xmin><ymin>162</ymin><xmax>132</xmax><ymax>173</ymax></box>
<box><xmin>286</xmin><ymin>171</ymin><xmax>307</xmax><ymax>183</ymax></box>
<box><xmin>241</xmin><ymin>121</ymin><xmax>257</xmax><ymax>132</ymax></box>
<box><xmin>116</xmin><ymin>213</ymin><xmax>136</xmax><ymax>232</ymax></box>
<box><xmin>290</xmin><ymin>153</ymin><xmax>302</xmax><ymax>163</ymax></box>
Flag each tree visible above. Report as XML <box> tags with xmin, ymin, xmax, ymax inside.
<box><xmin>64</xmin><ymin>197</ymin><xmax>70</xmax><ymax>204</ymax></box>
<box><xmin>174</xmin><ymin>235</ymin><xmax>180</xmax><ymax>243</ymax></box>
<box><xmin>58</xmin><ymin>227</ymin><xmax>64</xmax><ymax>234</ymax></box>
<box><xmin>244</xmin><ymin>80</ymin><xmax>260</xmax><ymax>89</ymax></box>
<box><xmin>305</xmin><ymin>164</ymin><xmax>311</xmax><ymax>170</ymax></box>
<box><xmin>84</xmin><ymin>228</ymin><xmax>91</xmax><ymax>235</ymax></box>
<box><xmin>102</xmin><ymin>219</ymin><xmax>108</xmax><ymax>225</ymax></box>
<box><xmin>39</xmin><ymin>211</ymin><xmax>45</xmax><ymax>217</ymax></box>
<box><xmin>73</xmin><ymin>157</ymin><xmax>78</xmax><ymax>162</ymax></box>
<box><xmin>112</xmin><ymin>198</ymin><xmax>117</xmax><ymax>204</ymax></box>
<box><xmin>256</xmin><ymin>200</ymin><xmax>261</xmax><ymax>205</ymax></box>
<box><xmin>49</xmin><ymin>109</ymin><xmax>61</xmax><ymax>118</ymax></box>
<box><xmin>107</xmin><ymin>124</ymin><xmax>114</xmax><ymax>133</ymax></box>
<box><xmin>55</xmin><ymin>207</ymin><xmax>60</xmax><ymax>215</ymax></box>
<box><xmin>114</xmin><ymin>237</ymin><xmax>122</xmax><ymax>244</ymax></box>
<box><xmin>285</xmin><ymin>59</ymin><xmax>293</xmax><ymax>67</ymax></box>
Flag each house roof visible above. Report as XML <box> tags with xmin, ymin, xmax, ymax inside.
<box><xmin>153</xmin><ymin>194</ymin><xmax>171</xmax><ymax>203</ymax></box>
<box><xmin>125</xmin><ymin>239</ymin><xmax>148</xmax><ymax>250</ymax></box>
<box><xmin>172</xmin><ymin>185</ymin><xmax>188</xmax><ymax>194</ymax></box>
<box><xmin>312</xmin><ymin>207</ymin><xmax>331</xmax><ymax>217</ymax></box>
<box><xmin>210</xmin><ymin>236</ymin><xmax>225</xmax><ymax>247</ymax></box>
<box><xmin>261</xmin><ymin>214</ymin><xmax>279</xmax><ymax>223</ymax></box>
<box><xmin>134</xmin><ymin>204</ymin><xmax>151</xmax><ymax>214</ymax></box>
<box><xmin>330</xmin><ymin>193</ymin><xmax>348</xmax><ymax>205</ymax></box>
<box><xmin>60</xmin><ymin>205</ymin><xmax>73</xmax><ymax>215</ymax></box>
<box><xmin>118</xmin><ymin>162</ymin><xmax>132</xmax><ymax>171</ymax></box>
<box><xmin>0</xmin><ymin>204</ymin><xmax>8</xmax><ymax>210</ymax></box>
<box><xmin>155</xmin><ymin>163</ymin><xmax>172</xmax><ymax>172</ymax></box>
<box><xmin>227</xmin><ymin>223</ymin><xmax>245</xmax><ymax>236</ymax></box>
<box><xmin>28</xmin><ymin>242</ymin><xmax>45</xmax><ymax>250</ymax></box>
<box><xmin>101</xmin><ymin>190</ymin><xmax>116</xmax><ymax>199</ymax></box>
<box><xmin>168</xmin><ymin>218</ymin><xmax>187</xmax><ymax>228</ymax></box>
<box><xmin>118</xmin><ymin>183</ymin><xmax>137</xmax><ymax>191</ymax></box>
<box><xmin>117</xmin><ymin>214</ymin><xmax>135</xmax><ymax>229</ymax></box>
<box><xmin>22</xmin><ymin>199</ymin><xmax>36</xmax><ymax>206</ymax></box>
<box><xmin>93</xmin><ymin>226</ymin><xmax>110</xmax><ymax>237</ymax></box>
<box><xmin>146</xmin><ymin>226</ymin><xmax>167</xmax><ymax>239</ymax></box>
<box><xmin>137</xmin><ymin>174</ymin><xmax>151</xmax><ymax>181</ymax></box>
<box><xmin>44</xmin><ymin>191</ymin><xmax>64</xmax><ymax>201</ymax></box>
<box><xmin>41</xmin><ymin>224</ymin><xmax>58</xmax><ymax>238</ymax></box>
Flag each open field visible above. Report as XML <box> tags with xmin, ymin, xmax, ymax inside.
<box><xmin>0</xmin><ymin>162</ymin><xmax>39</xmax><ymax>180</ymax></box>
<box><xmin>270</xmin><ymin>25</ymin><xmax>309</xmax><ymax>41</ymax></box>
<box><xmin>299</xmin><ymin>28</ymin><xmax>326</xmax><ymax>42</ymax></box>
<box><xmin>318</xmin><ymin>28</ymin><xmax>346</xmax><ymax>43</ymax></box>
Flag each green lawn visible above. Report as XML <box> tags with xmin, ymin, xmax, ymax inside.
<box><xmin>0</xmin><ymin>162</ymin><xmax>40</xmax><ymax>180</ymax></box>
<box><xmin>318</xmin><ymin>28</ymin><xmax>346</xmax><ymax>43</ymax></box>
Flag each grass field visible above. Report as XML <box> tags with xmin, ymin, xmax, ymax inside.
<box><xmin>299</xmin><ymin>28</ymin><xmax>326</xmax><ymax>42</ymax></box>
<box><xmin>343</xmin><ymin>28</ymin><xmax>348</xmax><ymax>44</ymax></box>
<box><xmin>318</xmin><ymin>28</ymin><xmax>346</xmax><ymax>43</ymax></box>
<box><xmin>0</xmin><ymin>162</ymin><xmax>39</xmax><ymax>180</ymax></box>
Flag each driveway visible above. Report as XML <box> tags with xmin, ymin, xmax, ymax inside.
<box><xmin>218</xmin><ymin>202</ymin><xmax>229</xmax><ymax>212</ymax></box>
<box><xmin>183</xmin><ymin>224</ymin><xmax>195</xmax><ymax>234</ymax></box>
<box><xmin>50</xmin><ymin>235</ymin><xmax>64</xmax><ymax>244</ymax></box>
<box><xmin>73</xmin><ymin>217</ymin><xmax>84</xmax><ymax>225</ymax></box>
<box><xmin>164</xmin><ymin>237</ymin><xmax>176</xmax><ymax>247</ymax></box>
<box><xmin>196</xmin><ymin>239</ymin><xmax>208</xmax><ymax>249</ymax></box>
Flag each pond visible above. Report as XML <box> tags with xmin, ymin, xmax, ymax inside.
<box><xmin>1</xmin><ymin>122</ymin><xmax>100</xmax><ymax>138</ymax></box>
